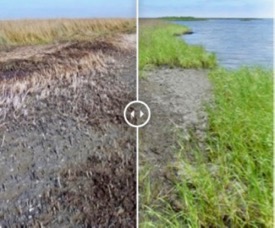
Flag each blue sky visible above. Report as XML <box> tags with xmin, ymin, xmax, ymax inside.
<box><xmin>0</xmin><ymin>0</ymin><xmax>136</xmax><ymax>19</ymax></box>
<box><xmin>140</xmin><ymin>0</ymin><xmax>274</xmax><ymax>18</ymax></box>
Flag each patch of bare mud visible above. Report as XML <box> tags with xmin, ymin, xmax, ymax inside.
<box><xmin>139</xmin><ymin>68</ymin><xmax>211</xmax><ymax>204</ymax></box>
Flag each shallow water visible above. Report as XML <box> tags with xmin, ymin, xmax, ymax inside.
<box><xmin>175</xmin><ymin>19</ymin><xmax>273</xmax><ymax>69</ymax></box>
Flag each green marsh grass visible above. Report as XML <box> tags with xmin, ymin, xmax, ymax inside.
<box><xmin>140</xmin><ymin>67</ymin><xmax>273</xmax><ymax>227</ymax></box>
<box><xmin>139</xmin><ymin>20</ymin><xmax>217</xmax><ymax>71</ymax></box>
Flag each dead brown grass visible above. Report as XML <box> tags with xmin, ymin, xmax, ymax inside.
<box><xmin>0</xmin><ymin>35</ymin><xmax>135</xmax><ymax>123</ymax></box>
<box><xmin>0</xmin><ymin>19</ymin><xmax>135</xmax><ymax>46</ymax></box>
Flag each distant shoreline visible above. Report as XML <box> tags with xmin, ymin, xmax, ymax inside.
<box><xmin>140</xmin><ymin>16</ymin><xmax>270</xmax><ymax>21</ymax></box>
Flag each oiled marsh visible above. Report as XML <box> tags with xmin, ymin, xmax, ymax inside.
<box><xmin>0</xmin><ymin>36</ymin><xmax>134</xmax><ymax>122</ymax></box>
<box><xmin>0</xmin><ymin>19</ymin><xmax>135</xmax><ymax>46</ymax></box>
<box><xmin>0</xmin><ymin>21</ymin><xmax>136</xmax><ymax>225</ymax></box>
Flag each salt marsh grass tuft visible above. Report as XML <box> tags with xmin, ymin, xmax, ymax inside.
<box><xmin>0</xmin><ymin>19</ymin><xmax>135</xmax><ymax>46</ymax></box>
<box><xmin>139</xmin><ymin>20</ymin><xmax>217</xmax><ymax>71</ymax></box>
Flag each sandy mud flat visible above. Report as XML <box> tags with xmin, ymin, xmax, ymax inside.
<box><xmin>140</xmin><ymin>68</ymin><xmax>211</xmax><ymax>186</ymax></box>
<box><xmin>0</xmin><ymin>35</ymin><xmax>136</xmax><ymax>227</ymax></box>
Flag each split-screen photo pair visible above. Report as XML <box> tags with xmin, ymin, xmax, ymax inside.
<box><xmin>0</xmin><ymin>0</ymin><xmax>273</xmax><ymax>227</ymax></box>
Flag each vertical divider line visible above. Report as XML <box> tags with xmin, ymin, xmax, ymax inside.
<box><xmin>136</xmin><ymin>0</ymin><xmax>139</xmax><ymax>102</ymax></box>
<box><xmin>136</xmin><ymin>127</ymin><xmax>139</xmax><ymax>227</ymax></box>
<box><xmin>136</xmin><ymin>0</ymin><xmax>140</xmax><ymax>227</ymax></box>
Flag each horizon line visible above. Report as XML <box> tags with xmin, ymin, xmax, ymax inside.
<box><xmin>0</xmin><ymin>17</ymin><xmax>135</xmax><ymax>21</ymax></box>
<box><xmin>140</xmin><ymin>16</ymin><xmax>273</xmax><ymax>19</ymax></box>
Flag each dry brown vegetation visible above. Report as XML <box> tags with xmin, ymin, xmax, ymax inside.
<box><xmin>0</xmin><ymin>34</ymin><xmax>135</xmax><ymax>122</ymax></box>
<box><xmin>0</xmin><ymin>19</ymin><xmax>135</xmax><ymax>46</ymax></box>
<box><xmin>0</xmin><ymin>19</ymin><xmax>136</xmax><ymax>226</ymax></box>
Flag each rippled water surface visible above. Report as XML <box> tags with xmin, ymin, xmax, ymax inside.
<box><xmin>175</xmin><ymin>19</ymin><xmax>273</xmax><ymax>69</ymax></box>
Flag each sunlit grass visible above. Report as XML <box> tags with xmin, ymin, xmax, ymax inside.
<box><xmin>140</xmin><ymin>67</ymin><xmax>273</xmax><ymax>227</ymax></box>
<box><xmin>0</xmin><ymin>18</ymin><xmax>135</xmax><ymax>46</ymax></box>
<box><xmin>139</xmin><ymin>20</ymin><xmax>217</xmax><ymax>71</ymax></box>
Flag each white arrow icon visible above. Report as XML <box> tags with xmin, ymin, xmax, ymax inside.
<box><xmin>131</xmin><ymin>110</ymin><xmax>135</xmax><ymax>119</ymax></box>
<box><xmin>124</xmin><ymin>101</ymin><xmax>151</xmax><ymax>128</ymax></box>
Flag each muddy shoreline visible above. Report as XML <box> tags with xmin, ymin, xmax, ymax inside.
<box><xmin>0</xmin><ymin>35</ymin><xmax>136</xmax><ymax>226</ymax></box>
<box><xmin>139</xmin><ymin>68</ymin><xmax>211</xmax><ymax>209</ymax></box>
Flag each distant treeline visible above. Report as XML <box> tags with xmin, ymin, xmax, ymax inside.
<box><xmin>159</xmin><ymin>17</ymin><xmax>208</xmax><ymax>21</ymax></box>
<box><xmin>139</xmin><ymin>16</ymin><xmax>265</xmax><ymax>21</ymax></box>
